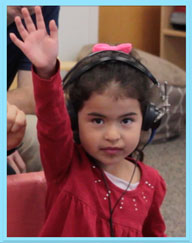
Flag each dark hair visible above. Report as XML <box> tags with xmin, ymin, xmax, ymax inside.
<box><xmin>64</xmin><ymin>50</ymin><xmax>154</xmax><ymax>161</ymax></box>
<box><xmin>64</xmin><ymin>50</ymin><xmax>152</xmax><ymax>116</ymax></box>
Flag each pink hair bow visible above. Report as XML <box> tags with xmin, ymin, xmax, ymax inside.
<box><xmin>92</xmin><ymin>43</ymin><xmax>132</xmax><ymax>54</ymax></box>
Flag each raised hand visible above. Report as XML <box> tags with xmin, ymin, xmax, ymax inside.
<box><xmin>9</xmin><ymin>6</ymin><xmax>58</xmax><ymax>79</ymax></box>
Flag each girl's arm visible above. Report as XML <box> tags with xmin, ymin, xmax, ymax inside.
<box><xmin>9</xmin><ymin>7</ymin><xmax>74</xmax><ymax>182</ymax></box>
<box><xmin>142</xmin><ymin>174</ymin><xmax>167</xmax><ymax>237</ymax></box>
<box><xmin>32</xmin><ymin>63</ymin><xmax>74</xmax><ymax>183</ymax></box>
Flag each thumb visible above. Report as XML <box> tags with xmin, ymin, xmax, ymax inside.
<box><xmin>9</xmin><ymin>33</ymin><xmax>25</xmax><ymax>52</ymax></box>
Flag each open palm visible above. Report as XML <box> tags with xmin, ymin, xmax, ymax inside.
<box><xmin>10</xmin><ymin>6</ymin><xmax>58</xmax><ymax>74</ymax></box>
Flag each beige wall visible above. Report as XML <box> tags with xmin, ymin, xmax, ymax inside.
<box><xmin>99</xmin><ymin>6</ymin><xmax>161</xmax><ymax>56</ymax></box>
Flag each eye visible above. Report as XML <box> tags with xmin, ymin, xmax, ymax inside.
<box><xmin>121</xmin><ymin>118</ymin><xmax>133</xmax><ymax>125</ymax></box>
<box><xmin>92</xmin><ymin>118</ymin><xmax>104</xmax><ymax>125</ymax></box>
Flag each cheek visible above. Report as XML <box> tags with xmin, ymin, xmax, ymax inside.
<box><xmin>78</xmin><ymin>121</ymin><xmax>97</xmax><ymax>145</ymax></box>
<box><xmin>124</xmin><ymin>125</ymin><xmax>142</xmax><ymax>146</ymax></box>
<box><xmin>79</xmin><ymin>127</ymin><xmax>98</xmax><ymax>143</ymax></box>
<box><xmin>79</xmin><ymin>129</ymin><xmax>100</xmax><ymax>155</ymax></box>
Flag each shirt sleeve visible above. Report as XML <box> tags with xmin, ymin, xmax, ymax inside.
<box><xmin>32</xmin><ymin>60</ymin><xmax>74</xmax><ymax>183</ymax></box>
<box><xmin>142</xmin><ymin>173</ymin><xmax>167</xmax><ymax>237</ymax></box>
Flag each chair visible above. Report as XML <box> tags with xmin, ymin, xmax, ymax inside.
<box><xmin>7</xmin><ymin>171</ymin><xmax>47</xmax><ymax>237</ymax></box>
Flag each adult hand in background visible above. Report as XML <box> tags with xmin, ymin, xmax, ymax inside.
<box><xmin>7</xmin><ymin>150</ymin><xmax>26</xmax><ymax>174</ymax></box>
<box><xmin>7</xmin><ymin>6</ymin><xmax>35</xmax><ymax>26</ymax></box>
<box><xmin>7</xmin><ymin>102</ymin><xmax>26</xmax><ymax>151</ymax></box>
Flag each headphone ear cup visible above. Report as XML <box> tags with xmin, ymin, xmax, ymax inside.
<box><xmin>142</xmin><ymin>104</ymin><xmax>161</xmax><ymax>131</ymax></box>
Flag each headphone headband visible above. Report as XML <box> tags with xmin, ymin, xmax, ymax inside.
<box><xmin>63</xmin><ymin>50</ymin><xmax>159</xmax><ymax>89</ymax></box>
<box><xmin>63</xmin><ymin>50</ymin><xmax>170</xmax><ymax>136</ymax></box>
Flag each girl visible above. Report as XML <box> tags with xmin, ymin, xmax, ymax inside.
<box><xmin>10</xmin><ymin>6</ymin><xmax>167</xmax><ymax>237</ymax></box>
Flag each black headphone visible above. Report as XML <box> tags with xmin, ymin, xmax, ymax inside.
<box><xmin>63</xmin><ymin>50</ymin><xmax>163</xmax><ymax>136</ymax></box>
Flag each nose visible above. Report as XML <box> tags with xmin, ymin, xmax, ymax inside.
<box><xmin>104</xmin><ymin>125</ymin><xmax>121</xmax><ymax>143</ymax></box>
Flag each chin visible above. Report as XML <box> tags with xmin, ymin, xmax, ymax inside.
<box><xmin>97</xmin><ymin>156</ymin><xmax>122</xmax><ymax>166</ymax></box>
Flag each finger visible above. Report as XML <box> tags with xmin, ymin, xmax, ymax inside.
<box><xmin>14</xmin><ymin>16</ymin><xmax>29</xmax><ymax>40</ymax></box>
<box><xmin>49</xmin><ymin>20</ymin><xmax>58</xmax><ymax>40</ymax></box>
<box><xmin>22</xmin><ymin>6</ymin><xmax>35</xmax><ymax>16</ymax></box>
<box><xmin>21</xmin><ymin>7</ymin><xmax>36</xmax><ymax>33</ymax></box>
<box><xmin>9</xmin><ymin>33</ymin><xmax>25</xmax><ymax>51</ymax></box>
<box><xmin>7</xmin><ymin>125</ymin><xmax>25</xmax><ymax>150</ymax></box>
<box><xmin>7</xmin><ymin>132</ymin><xmax>23</xmax><ymax>150</ymax></box>
<box><xmin>7</xmin><ymin>103</ymin><xmax>17</xmax><ymax>132</ymax></box>
<box><xmin>11</xmin><ymin>109</ymin><xmax>26</xmax><ymax>133</ymax></box>
<box><xmin>13</xmin><ymin>151</ymin><xmax>26</xmax><ymax>173</ymax></box>
<box><xmin>35</xmin><ymin>6</ymin><xmax>46</xmax><ymax>30</ymax></box>
<box><xmin>7</xmin><ymin>156</ymin><xmax>20</xmax><ymax>174</ymax></box>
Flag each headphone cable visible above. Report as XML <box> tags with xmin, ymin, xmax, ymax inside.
<box><xmin>100</xmin><ymin>160</ymin><xmax>138</xmax><ymax>237</ymax></box>
<box><xmin>141</xmin><ymin>128</ymin><xmax>157</xmax><ymax>151</ymax></box>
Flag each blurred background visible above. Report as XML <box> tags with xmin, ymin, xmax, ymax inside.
<box><xmin>58</xmin><ymin>6</ymin><xmax>186</xmax><ymax>71</ymax></box>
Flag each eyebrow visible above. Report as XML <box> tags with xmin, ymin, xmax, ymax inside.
<box><xmin>87</xmin><ymin>112</ymin><xmax>137</xmax><ymax>118</ymax></box>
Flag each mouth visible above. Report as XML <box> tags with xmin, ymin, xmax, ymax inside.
<box><xmin>100</xmin><ymin>147</ymin><xmax>123</xmax><ymax>155</ymax></box>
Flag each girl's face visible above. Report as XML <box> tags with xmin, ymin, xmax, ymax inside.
<box><xmin>78</xmin><ymin>89</ymin><xmax>143</xmax><ymax>169</ymax></box>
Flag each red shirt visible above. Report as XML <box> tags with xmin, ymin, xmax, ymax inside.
<box><xmin>32</xmin><ymin>63</ymin><xmax>167</xmax><ymax>237</ymax></box>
